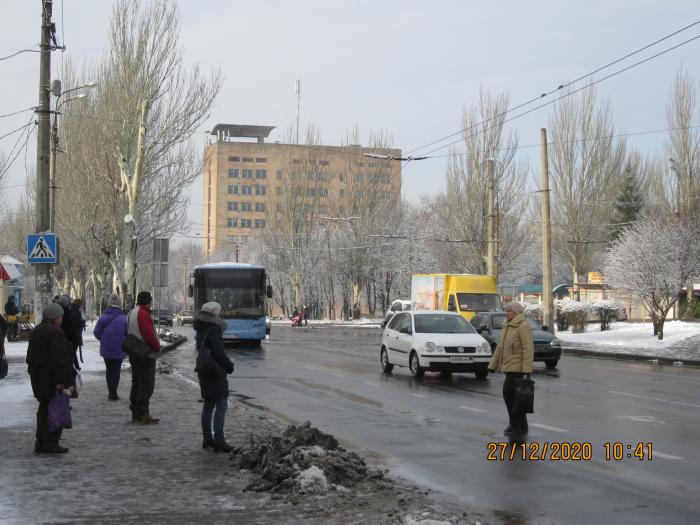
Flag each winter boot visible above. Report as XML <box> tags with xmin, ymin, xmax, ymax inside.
<box><xmin>202</xmin><ymin>436</ymin><xmax>215</xmax><ymax>449</ymax></box>
<box><xmin>213</xmin><ymin>441</ymin><xmax>233</xmax><ymax>453</ymax></box>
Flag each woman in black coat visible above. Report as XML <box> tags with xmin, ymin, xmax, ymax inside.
<box><xmin>194</xmin><ymin>302</ymin><xmax>234</xmax><ymax>452</ymax></box>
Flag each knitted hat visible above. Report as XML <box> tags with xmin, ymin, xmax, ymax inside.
<box><xmin>136</xmin><ymin>291</ymin><xmax>153</xmax><ymax>305</ymax></box>
<box><xmin>42</xmin><ymin>303</ymin><xmax>64</xmax><ymax>320</ymax></box>
<box><xmin>57</xmin><ymin>294</ymin><xmax>72</xmax><ymax>308</ymax></box>
<box><xmin>109</xmin><ymin>293</ymin><xmax>122</xmax><ymax>308</ymax></box>
<box><xmin>201</xmin><ymin>302</ymin><xmax>222</xmax><ymax>316</ymax></box>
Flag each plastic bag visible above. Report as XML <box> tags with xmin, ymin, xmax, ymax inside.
<box><xmin>513</xmin><ymin>375</ymin><xmax>535</xmax><ymax>414</ymax></box>
<box><xmin>48</xmin><ymin>392</ymin><xmax>72</xmax><ymax>432</ymax></box>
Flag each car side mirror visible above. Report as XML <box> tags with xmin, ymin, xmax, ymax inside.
<box><xmin>267</xmin><ymin>285</ymin><xmax>273</xmax><ymax>299</ymax></box>
<box><xmin>479</xmin><ymin>324</ymin><xmax>489</xmax><ymax>333</ymax></box>
<box><xmin>541</xmin><ymin>325</ymin><xmax>549</xmax><ymax>332</ymax></box>
<box><xmin>399</xmin><ymin>326</ymin><xmax>411</xmax><ymax>335</ymax></box>
<box><xmin>448</xmin><ymin>304</ymin><xmax>456</xmax><ymax>311</ymax></box>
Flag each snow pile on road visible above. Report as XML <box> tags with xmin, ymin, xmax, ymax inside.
<box><xmin>557</xmin><ymin>320</ymin><xmax>700</xmax><ymax>360</ymax></box>
<box><xmin>231</xmin><ymin>421</ymin><xmax>383</xmax><ymax>493</ymax></box>
<box><xmin>296</xmin><ymin>465</ymin><xmax>328</xmax><ymax>494</ymax></box>
<box><xmin>405</xmin><ymin>516</ymin><xmax>456</xmax><ymax>525</ymax></box>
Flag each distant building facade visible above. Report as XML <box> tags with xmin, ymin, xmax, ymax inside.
<box><xmin>202</xmin><ymin>124</ymin><xmax>401</xmax><ymax>256</ymax></box>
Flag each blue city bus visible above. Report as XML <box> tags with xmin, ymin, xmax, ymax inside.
<box><xmin>189</xmin><ymin>262</ymin><xmax>272</xmax><ymax>346</ymax></box>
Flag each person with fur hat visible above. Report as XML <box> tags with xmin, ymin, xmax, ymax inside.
<box><xmin>194</xmin><ymin>302</ymin><xmax>234</xmax><ymax>452</ymax></box>
<box><xmin>94</xmin><ymin>293</ymin><xmax>128</xmax><ymax>400</ymax></box>
<box><xmin>488</xmin><ymin>301</ymin><xmax>534</xmax><ymax>436</ymax></box>
<box><xmin>25</xmin><ymin>303</ymin><xmax>75</xmax><ymax>453</ymax></box>
<box><xmin>126</xmin><ymin>291</ymin><xmax>161</xmax><ymax>423</ymax></box>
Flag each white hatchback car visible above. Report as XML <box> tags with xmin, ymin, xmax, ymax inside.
<box><xmin>380</xmin><ymin>311</ymin><xmax>492</xmax><ymax>379</ymax></box>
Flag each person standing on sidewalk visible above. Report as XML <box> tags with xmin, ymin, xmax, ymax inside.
<box><xmin>4</xmin><ymin>295</ymin><xmax>19</xmax><ymax>341</ymax></box>
<box><xmin>194</xmin><ymin>302</ymin><xmax>234</xmax><ymax>452</ymax></box>
<box><xmin>93</xmin><ymin>293</ymin><xmax>128</xmax><ymax>401</ymax></box>
<box><xmin>488</xmin><ymin>302</ymin><xmax>534</xmax><ymax>436</ymax></box>
<box><xmin>127</xmin><ymin>291</ymin><xmax>161</xmax><ymax>424</ymax></box>
<box><xmin>26</xmin><ymin>303</ymin><xmax>75</xmax><ymax>453</ymax></box>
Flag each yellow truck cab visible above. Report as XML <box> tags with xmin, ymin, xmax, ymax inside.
<box><xmin>411</xmin><ymin>274</ymin><xmax>501</xmax><ymax>321</ymax></box>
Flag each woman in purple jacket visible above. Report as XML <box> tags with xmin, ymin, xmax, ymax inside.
<box><xmin>93</xmin><ymin>293</ymin><xmax>128</xmax><ymax>401</ymax></box>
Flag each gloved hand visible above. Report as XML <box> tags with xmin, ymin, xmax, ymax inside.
<box><xmin>62</xmin><ymin>386</ymin><xmax>75</xmax><ymax>397</ymax></box>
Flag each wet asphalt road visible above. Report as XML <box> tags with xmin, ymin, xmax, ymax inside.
<box><xmin>167</xmin><ymin>324</ymin><xmax>700</xmax><ymax>525</ymax></box>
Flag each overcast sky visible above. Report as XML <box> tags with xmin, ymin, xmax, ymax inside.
<box><xmin>1</xmin><ymin>1</ymin><xmax>699</xmax><ymax>236</ymax></box>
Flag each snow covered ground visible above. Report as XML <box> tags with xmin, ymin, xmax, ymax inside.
<box><xmin>557</xmin><ymin>320</ymin><xmax>700</xmax><ymax>362</ymax></box>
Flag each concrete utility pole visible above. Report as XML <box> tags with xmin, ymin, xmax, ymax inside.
<box><xmin>34</xmin><ymin>0</ymin><xmax>54</xmax><ymax>318</ymax></box>
<box><xmin>294</xmin><ymin>79</ymin><xmax>301</xmax><ymax>145</ymax></box>
<box><xmin>540</xmin><ymin>128</ymin><xmax>555</xmax><ymax>331</ymax></box>
<box><xmin>486</xmin><ymin>158</ymin><xmax>496</xmax><ymax>277</ymax></box>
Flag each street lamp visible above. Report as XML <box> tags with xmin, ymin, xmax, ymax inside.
<box><xmin>49</xmin><ymin>80</ymin><xmax>97</xmax><ymax>231</ymax></box>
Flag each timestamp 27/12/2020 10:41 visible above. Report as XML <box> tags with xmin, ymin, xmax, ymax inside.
<box><xmin>486</xmin><ymin>442</ymin><xmax>654</xmax><ymax>462</ymax></box>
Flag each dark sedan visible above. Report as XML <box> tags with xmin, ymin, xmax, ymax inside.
<box><xmin>151</xmin><ymin>308</ymin><xmax>173</xmax><ymax>327</ymax></box>
<box><xmin>470</xmin><ymin>311</ymin><xmax>562</xmax><ymax>369</ymax></box>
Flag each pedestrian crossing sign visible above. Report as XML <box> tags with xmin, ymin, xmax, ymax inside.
<box><xmin>27</xmin><ymin>233</ymin><xmax>58</xmax><ymax>264</ymax></box>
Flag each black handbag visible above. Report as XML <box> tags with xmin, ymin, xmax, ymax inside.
<box><xmin>513</xmin><ymin>375</ymin><xmax>535</xmax><ymax>414</ymax></box>
<box><xmin>121</xmin><ymin>334</ymin><xmax>152</xmax><ymax>360</ymax></box>
<box><xmin>194</xmin><ymin>328</ymin><xmax>229</xmax><ymax>374</ymax></box>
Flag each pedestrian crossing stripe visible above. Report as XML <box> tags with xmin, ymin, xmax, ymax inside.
<box><xmin>29</xmin><ymin>235</ymin><xmax>55</xmax><ymax>259</ymax></box>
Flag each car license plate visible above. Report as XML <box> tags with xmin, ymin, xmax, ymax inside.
<box><xmin>449</xmin><ymin>356</ymin><xmax>473</xmax><ymax>363</ymax></box>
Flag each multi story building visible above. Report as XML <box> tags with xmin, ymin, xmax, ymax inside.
<box><xmin>202</xmin><ymin>124</ymin><xmax>402</xmax><ymax>256</ymax></box>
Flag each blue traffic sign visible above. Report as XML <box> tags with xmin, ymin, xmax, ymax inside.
<box><xmin>27</xmin><ymin>233</ymin><xmax>58</xmax><ymax>264</ymax></box>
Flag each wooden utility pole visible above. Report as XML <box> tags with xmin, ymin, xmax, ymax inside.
<box><xmin>487</xmin><ymin>158</ymin><xmax>496</xmax><ymax>277</ymax></box>
<box><xmin>540</xmin><ymin>128</ymin><xmax>555</xmax><ymax>331</ymax></box>
<box><xmin>34</xmin><ymin>0</ymin><xmax>54</xmax><ymax>318</ymax></box>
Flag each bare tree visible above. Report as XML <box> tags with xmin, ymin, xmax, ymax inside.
<box><xmin>54</xmin><ymin>0</ymin><xmax>220</xmax><ymax>308</ymax></box>
<box><xmin>439</xmin><ymin>90</ymin><xmax>530</xmax><ymax>277</ymax></box>
<box><xmin>605</xmin><ymin>217</ymin><xmax>699</xmax><ymax>339</ymax></box>
<box><xmin>667</xmin><ymin>68</ymin><xmax>700</xmax><ymax>220</ymax></box>
<box><xmin>549</xmin><ymin>85</ymin><xmax>626</xmax><ymax>286</ymax></box>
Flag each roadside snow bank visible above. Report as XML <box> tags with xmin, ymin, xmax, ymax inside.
<box><xmin>231</xmin><ymin>421</ymin><xmax>382</xmax><ymax>493</ymax></box>
<box><xmin>558</xmin><ymin>321</ymin><xmax>700</xmax><ymax>360</ymax></box>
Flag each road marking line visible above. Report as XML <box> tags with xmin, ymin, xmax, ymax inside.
<box><xmin>363</xmin><ymin>381</ymin><xmax>379</xmax><ymax>386</ymax></box>
<box><xmin>653</xmin><ymin>451</ymin><xmax>684</xmax><ymax>461</ymax></box>
<box><xmin>412</xmin><ymin>393</ymin><xmax>427</xmax><ymax>398</ymax></box>
<box><xmin>458</xmin><ymin>405</ymin><xmax>485</xmax><ymax>413</ymax></box>
<box><xmin>530</xmin><ymin>423</ymin><xmax>569</xmax><ymax>433</ymax></box>
<box><xmin>609</xmin><ymin>391</ymin><xmax>700</xmax><ymax>409</ymax></box>
<box><xmin>615</xmin><ymin>415</ymin><xmax>666</xmax><ymax>424</ymax></box>
<box><xmin>303</xmin><ymin>366</ymin><xmax>317</xmax><ymax>371</ymax></box>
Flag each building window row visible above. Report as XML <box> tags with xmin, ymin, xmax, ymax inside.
<box><xmin>229</xmin><ymin>201</ymin><xmax>266</xmax><ymax>212</ymax></box>
<box><xmin>229</xmin><ymin>185</ymin><xmax>267</xmax><ymax>195</ymax></box>
<box><xmin>227</xmin><ymin>218</ymin><xmax>266</xmax><ymax>229</ymax></box>
<box><xmin>228</xmin><ymin>156</ymin><xmax>267</xmax><ymax>163</ymax></box>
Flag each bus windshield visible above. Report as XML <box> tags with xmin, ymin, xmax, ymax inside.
<box><xmin>194</xmin><ymin>268</ymin><xmax>265</xmax><ymax>319</ymax></box>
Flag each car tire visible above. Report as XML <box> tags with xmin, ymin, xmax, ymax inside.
<box><xmin>380</xmin><ymin>347</ymin><xmax>393</xmax><ymax>374</ymax></box>
<box><xmin>474</xmin><ymin>368</ymin><xmax>489</xmax><ymax>380</ymax></box>
<box><xmin>409</xmin><ymin>351</ymin><xmax>424</xmax><ymax>379</ymax></box>
<box><xmin>545</xmin><ymin>359</ymin><xmax>558</xmax><ymax>369</ymax></box>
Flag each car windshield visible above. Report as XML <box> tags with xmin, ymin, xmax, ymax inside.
<box><xmin>414</xmin><ymin>314</ymin><xmax>476</xmax><ymax>334</ymax></box>
<box><xmin>491</xmin><ymin>314</ymin><xmax>540</xmax><ymax>330</ymax></box>
<box><xmin>456</xmin><ymin>293</ymin><xmax>502</xmax><ymax>312</ymax></box>
<box><xmin>153</xmin><ymin>309</ymin><xmax>171</xmax><ymax>315</ymax></box>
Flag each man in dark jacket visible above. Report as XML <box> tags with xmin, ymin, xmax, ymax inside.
<box><xmin>69</xmin><ymin>298</ymin><xmax>86</xmax><ymax>367</ymax></box>
<box><xmin>127</xmin><ymin>291</ymin><xmax>161</xmax><ymax>423</ymax></box>
<box><xmin>26</xmin><ymin>303</ymin><xmax>75</xmax><ymax>453</ymax></box>
<box><xmin>4</xmin><ymin>295</ymin><xmax>19</xmax><ymax>341</ymax></box>
<box><xmin>194</xmin><ymin>302</ymin><xmax>234</xmax><ymax>452</ymax></box>
<box><xmin>55</xmin><ymin>295</ymin><xmax>77</xmax><ymax>369</ymax></box>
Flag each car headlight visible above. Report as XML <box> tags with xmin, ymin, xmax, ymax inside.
<box><xmin>480</xmin><ymin>341</ymin><xmax>491</xmax><ymax>354</ymax></box>
<box><xmin>437</xmin><ymin>345</ymin><xmax>445</xmax><ymax>353</ymax></box>
<box><xmin>550</xmin><ymin>338</ymin><xmax>561</xmax><ymax>347</ymax></box>
<box><xmin>425</xmin><ymin>342</ymin><xmax>436</xmax><ymax>353</ymax></box>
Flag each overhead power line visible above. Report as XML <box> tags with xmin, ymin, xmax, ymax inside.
<box><xmin>0</xmin><ymin>46</ymin><xmax>40</xmax><ymax>62</ymax></box>
<box><xmin>405</xmin><ymin>18</ymin><xmax>700</xmax><ymax>157</ymax></box>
